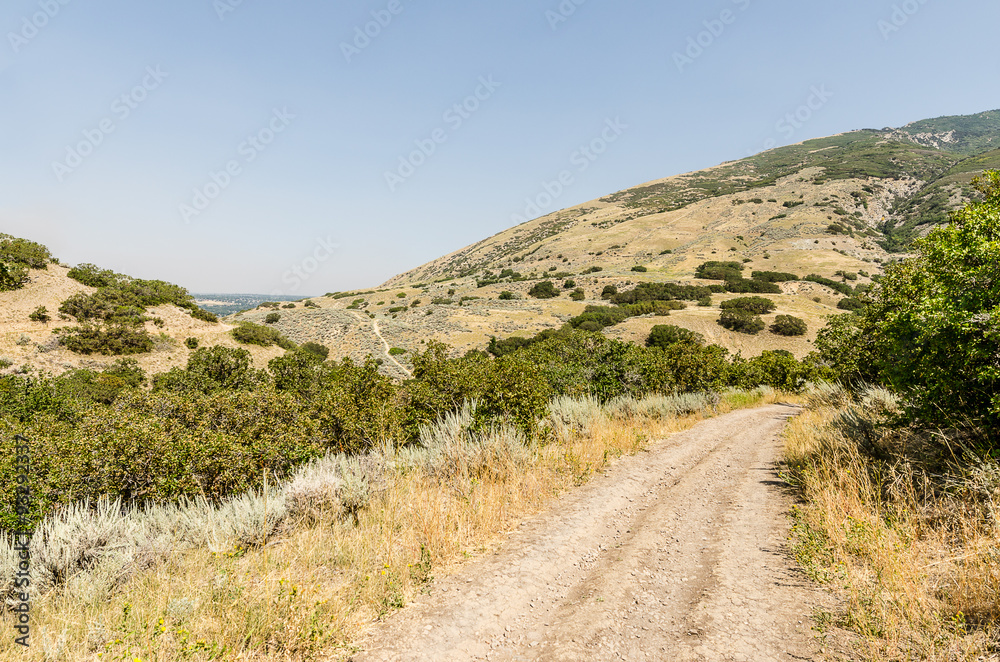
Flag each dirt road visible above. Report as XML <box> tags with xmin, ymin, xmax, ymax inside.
<box><xmin>350</xmin><ymin>404</ymin><xmax>831</xmax><ymax>661</ymax></box>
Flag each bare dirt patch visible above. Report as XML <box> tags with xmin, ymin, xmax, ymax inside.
<box><xmin>349</xmin><ymin>405</ymin><xmax>837</xmax><ymax>661</ymax></box>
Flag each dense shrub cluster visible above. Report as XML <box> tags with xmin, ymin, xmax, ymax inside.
<box><xmin>610</xmin><ymin>281</ymin><xmax>712</xmax><ymax>305</ymax></box>
<box><xmin>770</xmin><ymin>315</ymin><xmax>808</xmax><ymax>336</ymax></box>
<box><xmin>818</xmin><ymin>171</ymin><xmax>1000</xmax><ymax>433</ymax></box>
<box><xmin>646</xmin><ymin>325</ymin><xmax>704</xmax><ymax>349</ymax></box>
<box><xmin>695</xmin><ymin>261</ymin><xmax>744</xmax><ymax>280</ymax></box>
<box><xmin>528</xmin><ymin>281</ymin><xmax>559</xmax><ymax>299</ymax></box>
<box><xmin>751</xmin><ymin>270</ymin><xmax>799</xmax><ymax>282</ymax></box>
<box><xmin>718</xmin><ymin>309</ymin><xmax>766</xmax><ymax>334</ymax></box>
<box><xmin>804</xmin><ymin>274</ymin><xmax>855</xmax><ymax>297</ymax></box>
<box><xmin>719</xmin><ymin>296</ymin><xmax>777</xmax><ymax>314</ymax></box>
<box><xmin>0</xmin><ymin>235</ymin><xmax>52</xmax><ymax>270</ymax></box>
<box><xmin>232</xmin><ymin>322</ymin><xmax>296</xmax><ymax>349</ymax></box>
<box><xmin>59</xmin><ymin>263</ymin><xmax>217</xmax><ymax>355</ymax></box>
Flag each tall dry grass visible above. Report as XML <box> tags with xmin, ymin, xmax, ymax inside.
<box><xmin>785</xmin><ymin>385</ymin><xmax>1000</xmax><ymax>660</ymax></box>
<box><xmin>0</xmin><ymin>388</ymin><xmax>786</xmax><ymax>661</ymax></box>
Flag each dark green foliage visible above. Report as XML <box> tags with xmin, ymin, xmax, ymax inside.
<box><xmin>805</xmin><ymin>274</ymin><xmax>855</xmax><ymax>297</ymax></box>
<box><xmin>583</xmin><ymin>266</ymin><xmax>603</xmax><ymax>274</ymax></box>
<box><xmin>770</xmin><ymin>315</ymin><xmax>808</xmax><ymax>336</ymax></box>
<box><xmin>51</xmin><ymin>359</ymin><xmax>146</xmax><ymax>407</ymax></box>
<box><xmin>528</xmin><ymin>281</ymin><xmax>559</xmax><ymax>299</ymax></box>
<box><xmin>751</xmin><ymin>271</ymin><xmax>799</xmax><ymax>283</ymax></box>
<box><xmin>730</xmin><ymin>351</ymin><xmax>829</xmax><ymax>392</ymax></box>
<box><xmin>188</xmin><ymin>307</ymin><xmax>218</xmax><ymax>323</ymax></box>
<box><xmin>29</xmin><ymin>306</ymin><xmax>51</xmax><ymax>323</ymax></box>
<box><xmin>611</xmin><ymin>282</ymin><xmax>712</xmax><ymax>305</ymax></box>
<box><xmin>569</xmin><ymin>288</ymin><xmax>585</xmax><ymax>301</ymax></box>
<box><xmin>0</xmin><ymin>235</ymin><xmax>52</xmax><ymax>269</ymax></box>
<box><xmin>265</xmin><ymin>312</ymin><xmax>281</xmax><ymax>324</ymax></box>
<box><xmin>719</xmin><ymin>296</ymin><xmax>777</xmax><ymax>314</ymax></box>
<box><xmin>563</xmin><ymin>279</ymin><xmax>576</xmax><ymax>288</ymax></box>
<box><xmin>185</xmin><ymin>337</ymin><xmax>199</xmax><ymax>349</ymax></box>
<box><xmin>860</xmin><ymin>171</ymin><xmax>1000</xmax><ymax>431</ymax></box>
<box><xmin>569</xmin><ymin>306</ymin><xmax>629</xmax><ymax>330</ymax></box>
<box><xmin>67</xmin><ymin>263</ymin><xmax>122</xmax><ymax>288</ymax></box>
<box><xmin>723</xmin><ymin>278</ymin><xmax>781</xmax><ymax>294</ymax></box>
<box><xmin>631</xmin><ymin>266</ymin><xmax>648</xmax><ymax>273</ymax></box>
<box><xmin>697</xmin><ymin>296</ymin><xmax>712</xmax><ymax>307</ymax></box>
<box><xmin>57</xmin><ymin>324</ymin><xmax>154</xmax><ymax>355</ymax></box>
<box><xmin>300</xmin><ymin>342</ymin><xmax>330</xmax><ymax>360</ymax></box>
<box><xmin>718</xmin><ymin>309</ymin><xmax>765</xmax><ymax>334</ymax></box>
<box><xmin>268</xmin><ymin>348</ymin><xmax>324</xmax><ymax>397</ymax></box>
<box><xmin>647</xmin><ymin>325</ymin><xmax>704</xmax><ymax>349</ymax></box>
<box><xmin>601</xmin><ymin>285</ymin><xmax>618</xmax><ymax>300</ymax></box>
<box><xmin>487</xmin><ymin>335</ymin><xmax>534</xmax><ymax>357</ymax></box>
<box><xmin>231</xmin><ymin>322</ymin><xmax>296</xmax><ymax>349</ymax></box>
<box><xmin>154</xmin><ymin>346</ymin><xmax>263</xmax><ymax>395</ymax></box>
<box><xmin>838</xmin><ymin>298</ymin><xmax>866</xmax><ymax>312</ymax></box>
<box><xmin>498</xmin><ymin>291</ymin><xmax>516</xmax><ymax>300</ymax></box>
<box><xmin>0</xmin><ymin>261</ymin><xmax>29</xmax><ymax>292</ymax></box>
<box><xmin>695</xmin><ymin>261</ymin><xmax>744</xmax><ymax>280</ymax></box>
<box><xmin>389</xmin><ymin>347</ymin><xmax>407</xmax><ymax>356</ymax></box>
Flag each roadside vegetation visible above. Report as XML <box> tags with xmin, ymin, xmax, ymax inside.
<box><xmin>786</xmin><ymin>171</ymin><xmax>1000</xmax><ymax>659</ymax></box>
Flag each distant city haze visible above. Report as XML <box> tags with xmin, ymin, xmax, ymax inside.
<box><xmin>1</xmin><ymin>0</ymin><xmax>997</xmax><ymax>293</ymax></box>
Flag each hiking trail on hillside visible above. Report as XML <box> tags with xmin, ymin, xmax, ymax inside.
<box><xmin>348</xmin><ymin>404</ymin><xmax>835</xmax><ymax>662</ymax></box>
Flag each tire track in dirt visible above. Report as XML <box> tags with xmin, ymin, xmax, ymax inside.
<box><xmin>349</xmin><ymin>404</ymin><xmax>833</xmax><ymax>661</ymax></box>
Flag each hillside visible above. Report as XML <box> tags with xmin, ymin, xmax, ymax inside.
<box><xmin>4</xmin><ymin>109</ymin><xmax>999</xmax><ymax>374</ymax></box>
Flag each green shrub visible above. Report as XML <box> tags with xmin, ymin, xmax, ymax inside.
<box><xmin>189</xmin><ymin>307</ymin><xmax>218</xmax><ymax>323</ymax></box>
<box><xmin>611</xmin><ymin>282</ymin><xmax>712</xmax><ymax>304</ymax></box>
<box><xmin>57</xmin><ymin>324</ymin><xmax>154</xmax><ymax>355</ymax></box>
<box><xmin>154</xmin><ymin>346</ymin><xmax>263</xmax><ymax>394</ymax></box>
<box><xmin>388</xmin><ymin>347</ymin><xmax>406</xmax><ymax>356</ymax></box>
<box><xmin>300</xmin><ymin>342</ymin><xmax>330</xmax><ymax>360</ymax></box>
<box><xmin>695</xmin><ymin>261</ymin><xmax>744</xmax><ymax>280</ymax></box>
<box><xmin>838</xmin><ymin>297</ymin><xmax>866</xmax><ymax>311</ymax></box>
<box><xmin>647</xmin><ymin>325</ymin><xmax>704</xmax><ymax>349</ymax></box>
<box><xmin>563</xmin><ymin>279</ymin><xmax>577</xmax><ymax>288</ymax></box>
<box><xmin>631</xmin><ymin>266</ymin><xmax>648</xmax><ymax>273</ymax></box>
<box><xmin>570</xmin><ymin>288</ymin><xmax>585</xmax><ymax>301</ymax></box>
<box><xmin>528</xmin><ymin>281</ymin><xmax>559</xmax><ymax>299</ymax></box>
<box><xmin>0</xmin><ymin>235</ymin><xmax>52</xmax><ymax>269</ymax></box>
<box><xmin>583</xmin><ymin>266</ymin><xmax>603</xmax><ymax>274</ymax></box>
<box><xmin>697</xmin><ymin>296</ymin><xmax>712</xmax><ymax>307</ymax></box>
<box><xmin>29</xmin><ymin>306</ymin><xmax>51</xmax><ymax>323</ymax></box>
<box><xmin>719</xmin><ymin>296</ymin><xmax>777</xmax><ymax>314</ymax></box>
<box><xmin>805</xmin><ymin>274</ymin><xmax>855</xmax><ymax>297</ymax></box>
<box><xmin>265</xmin><ymin>312</ymin><xmax>281</xmax><ymax>324</ymax></box>
<box><xmin>0</xmin><ymin>261</ymin><xmax>29</xmax><ymax>292</ymax></box>
<box><xmin>751</xmin><ymin>270</ymin><xmax>799</xmax><ymax>283</ymax></box>
<box><xmin>231</xmin><ymin>322</ymin><xmax>295</xmax><ymax>349</ymax></box>
<box><xmin>185</xmin><ymin>337</ymin><xmax>199</xmax><ymax>349</ymax></box>
<box><xmin>718</xmin><ymin>309</ymin><xmax>765</xmax><ymax>334</ymax></box>
<box><xmin>724</xmin><ymin>278</ymin><xmax>781</xmax><ymax>294</ymax></box>
<box><xmin>770</xmin><ymin>315</ymin><xmax>808</xmax><ymax>336</ymax></box>
<box><xmin>601</xmin><ymin>285</ymin><xmax>618</xmax><ymax>299</ymax></box>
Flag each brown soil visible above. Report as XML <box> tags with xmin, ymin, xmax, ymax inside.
<box><xmin>349</xmin><ymin>405</ymin><xmax>839</xmax><ymax>661</ymax></box>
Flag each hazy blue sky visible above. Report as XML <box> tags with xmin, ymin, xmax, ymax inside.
<box><xmin>1</xmin><ymin>0</ymin><xmax>997</xmax><ymax>294</ymax></box>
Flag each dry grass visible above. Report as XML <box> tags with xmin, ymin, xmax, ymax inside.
<box><xmin>0</xmin><ymin>388</ymin><xmax>787</xmax><ymax>661</ymax></box>
<box><xmin>784</xmin><ymin>386</ymin><xmax>1000</xmax><ymax>660</ymax></box>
